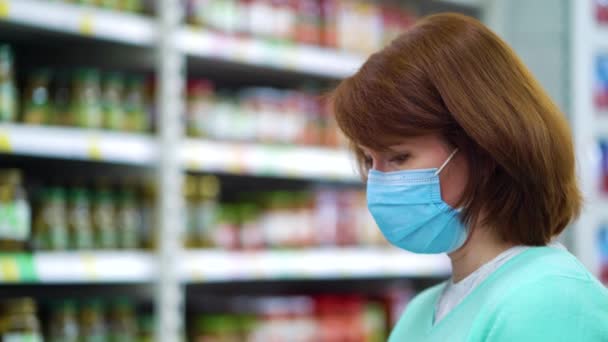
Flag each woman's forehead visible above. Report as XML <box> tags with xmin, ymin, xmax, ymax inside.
<box><xmin>359</xmin><ymin>134</ymin><xmax>444</xmax><ymax>153</ymax></box>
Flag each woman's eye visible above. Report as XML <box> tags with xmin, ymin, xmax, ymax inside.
<box><xmin>390</xmin><ymin>154</ymin><xmax>410</xmax><ymax>164</ymax></box>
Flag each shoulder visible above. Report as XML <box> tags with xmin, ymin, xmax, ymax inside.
<box><xmin>403</xmin><ymin>281</ymin><xmax>445</xmax><ymax>316</ymax></box>
<box><xmin>389</xmin><ymin>282</ymin><xmax>444</xmax><ymax>339</ymax></box>
<box><xmin>474</xmin><ymin>247</ymin><xmax>608</xmax><ymax>341</ymax></box>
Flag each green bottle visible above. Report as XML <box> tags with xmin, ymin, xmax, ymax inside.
<box><xmin>67</xmin><ymin>187</ymin><xmax>94</xmax><ymax>250</ymax></box>
<box><xmin>92</xmin><ymin>185</ymin><xmax>117</xmax><ymax>250</ymax></box>
<box><xmin>48</xmin><ymin>300</ymin><xmax>79</xmax><ymax>342</ymax></box>
<box><xmin>102</xmin><ymin>72</ymin><xmax>126</xmax><ymax>131</ymax></box>
<box><xmin>34</xmin><ymin>187</ymin><xmax>69</xmax><ymax>250</ymax></box>
<box><xmin>0</xmin><ymin>45</ymin><xmax>17</xmax><ymax>122</ymax></box>
<box><xmin>22</xmin><ymin>69</ymin><xmax>52</xmax><ymax>125</ymax></box>
<box><xmin>116</xmin><ymin>187</ymin><xmax>140</xmax><ymax>249</ymax></box>
<box><xmin>124</xmin><ymin>75</ymin><xmax>147</xmax><ymax>132</ymax></box>
<box><xmin>71</xmin><ymin>68</ymin><xmax>102</xmax><ymax>128</ymax></box>
<box><xmin>79</xmin><ymin>299</ymin><xmax>108</xmax><ymax>342</ymax></box>
<box><xmin>108</xmin><ymin>298</ymin><xmax>138</xmax><ymax>342</ymax></box>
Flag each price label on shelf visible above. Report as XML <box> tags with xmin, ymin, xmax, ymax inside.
<box><xmin>191</xmin><ymin>268</ymin><xmax>206</xmax><ymax>282</ymax></box>
<box><xmin>79</xmin><ymin>13</ymin><xmax>95</xmax><ymax>36</ymax></box>
<box><xmin>233</xmin><ymin>37</ymin><xmax>250</xmax><ymax>63</ymax></box>
<box><xmin>185</xmin><ymin>157</ymin><xmax>202</xmax><ymax>171</ymax></box>
<box><xmin>226</xmin><ymin>146</ymin><xmax>246</xmax><ymax>174</ymax></box>
<box><xmin>0</xmin><ymin>257</ymin><xmax>19</xmax><ymax>281</ymax></box>
<box><xmin>0</xmin><ymin>129</ymin><xmax>11</xmax><ymax>152</ymax></box>
<box><xmin>280</xmin><ymin>44</ymin><xmax>299</xmax><ymax>70</ymax></box>
<box><xmin>0</xmin><ymin>0</ymin><xmax>9</xmax><ymax>18</ymax></box>
<box><xmin>0</xmin><ymin>254</ymin><xmax>36</xmax><ymax>282</ymax></box>
<box><xmin>87</xmin><ymin>135</ymin><xmax>103</xmax><ymax>160</ymax></box>
<box><xmin>81</xmin><ymin>254</ymin><xmax>98</xmax><ymax>280</ymax></box>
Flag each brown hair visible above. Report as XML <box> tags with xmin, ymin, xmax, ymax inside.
<box><xmin>331</xmin><ymin>13</ymin><xmax>581</xmax><ymax>246</ymax></box>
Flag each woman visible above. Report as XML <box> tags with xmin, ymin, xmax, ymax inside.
<box><xmin>331</xmin><ymin>13</ymin><xmax>608</xmax><ymax>341</ymax></box>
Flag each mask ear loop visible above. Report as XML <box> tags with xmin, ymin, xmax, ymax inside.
<box><xmin>434</xmin><ymin>148</ymin><xmax>459</xmax><ymax>176</ymax></box>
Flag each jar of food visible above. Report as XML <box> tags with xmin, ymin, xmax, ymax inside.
<box><xmin>137</xmin><ymin>315</ymin><xmax>154</xmax><ymax>342</ymax></box>
<box><xmin>115</xmin><ymin>186</ymin><xmax>141</xmax><ymax>249</ymax></box>
<box><xmin>48</xmin><ymin>300</ymin><xmax>79</xmax><ymax>342</ymax></box>
<box><xmin>102</xmin><ymin>72</ymin><xmax>126</xmax><ymax>131</ymax></box>
<box><xmin>124</xmin><ymin>75</ymin><xmax>147</xmax><ymax>132</ymax></box>
<box><xmin>1</xmin><ymin>298</ymin><xmax>42</xmax><ymax>342</ymax></box>
<box><xmin>79</xmin><ymin>299</ymin><xmax>108</xmax><ymax>342</ymax></box>
<box><xmin>99</xmin><ymin>0</ymin><xmax>121</xmax><ymax>11</ymax></box>
<box><xmin>139</xmin><ymin>180</ymin><xmax>157</xmax><ymax>250</ymax></box>
<box><xmin>22</xmin><ymin>69</ymin><xmax>52</xmax><ymax>125</ymax></box>
<box><xmin>238</xmin><ymin>202</ymin><xmax>263</xmax><ymax>250</ymax></box>
<box><xmin>193</xmin><ymin>315</ymin><xmax>241</xmax><ymax>342</ymax></box>
<box><xmin>67</xmin><ymin>186</ymin><xmax>94</xmax><ymax>250</ymax></box>
<box><xmin>71</xmin><ymin>68</ymin><xmax>103</xmax><ymax>128</ymax></box>
<box><xmin>52</xmin><ymin>70</ymin><xmax>72</xmax><ymax>126</ymax></box>
<box><xmin>33</xmin><ymin>186</ymin><xmax>68</xmax><ymax>251</ymax></box>
<box><xmin>108</xmin><ymin>298</ymin><xmax>137</xmax><ymax>342</ymax></box>
<box><xmin>92</xmin><ymin>183</ymin><xmax>117</xmax><ymax>250</ymax></box>
<box><xmin>185</xmin><ymin>175</ymin><xmax>220</xmax><ymax>248</ymax></box>
<box><xmin>0</xmin><ymin>45</ymin><xmax>17</xmax><ymax>123</ymax></box>
<box><xmin>0</xmin><ymin>169</ymin><xmax>31</xmax><ymax>252</ymax></box>
<box><xmin>295</xmin><ymin>0</ymin><xmax>321</xmax><ymax>45</ymax></box>
<box><xmin>186</xmin><ymin>79</ymin><xmax>215</xmax><ymax>138</ymax></box>
<box><xmin>121</xmin><ymin>0</ymin><xmax>144</xmax><ymax>13</ymax></box>
<box><xmin>213</xmin><ymin>204</ymin><xmax>239</xmax><ymax>250</ymax></box>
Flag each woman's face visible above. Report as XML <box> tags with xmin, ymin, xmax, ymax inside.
<box><xmin>361</xmin><ymin>134</ymin><xmax>469</xmax><ymax>207</ymax></box>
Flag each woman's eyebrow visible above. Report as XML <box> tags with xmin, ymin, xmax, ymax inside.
<box><xmin>387</xmin><ymin>145</ymin><xmax>412</xmax><ymax>152</ymax></box>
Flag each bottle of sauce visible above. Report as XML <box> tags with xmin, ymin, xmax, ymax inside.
<box><xmin>139</xmin><ymin>180</ymin><xmax>157</xmax><ymax>250</ymax></box>
<box><xmin>1</xmin><ymin>298</ymin><xmax>43</xmax><ymax>342</ymax></box>
<box><xmin>33</xmin><ymin>186</ymin><xmax>68</xmax><ymax>251</ymax></box>
<box><xmin>22</xmin><ymin>69</ymin><xmax>52</xmax><ymax>125</ymax></box>
<box><xmin>52</xmin><ymin>71</ymin><xmax>72</xmax><ymax>127</ymax></box>
<box><xmin>67</xmin><ymin>186</ymin><xmax>94</xmax><ymax>250</ymax></box>
<box><xmin>92</xmin><ymin>183</ymin><xmax>117</xmax><ymax>250</ymax></box>
<box><xmin>137</xmin><ymin>315</ymin><xmax>154</xmax><ymax>342</ymax></box>
<box><xmin>0</xmin><ymin>169</ymin><xmax>31</xmax><ymax>252</ymax></box>
<box><xmin>185</xmin><ymin>175</ymin><xmax>220</xmax><ymax>248</ymax></box>
<box><xmin>115</xmin><ymin>186</ymin><xmax>141</xmax><ymax>249</ymax></box>
<box><xmin>124</xmin><ymin>75</ymin><xmax>147</xmax><ymax>132</ymax></box>
<box><xmin>48</xmin><ymin>300</ymin><xmax>79</xmax><ymax>342</ymax></box>
<box><xmin>71</xmin><ymin>69</ymin><xmax>103</xmax><ymax>129</ymax></box>
<box><xmin>121</xmin><ymin>0</ymin><xmax>144</xmax><ymax>13</ymax></box>
<box><xmin>107</xmin><ymin>298</ymin><xmax>137</xmax><ymax>342</ymax></box>
<box><xmin>79</xmin><ymin>299</ymin><xmax>108</xmax><ymax>342</ymax></box>
<box><xmin>102</xmin><ymin>72</ymin><xmax>126</xmax><ymax>131</ymax></box>
<box><xmin>0</xmin><ymin>45</ymin><xmax>16</xmax><ymax>123</ymax></box>
<box><xmin>186</xmin><ymin>79</ymin><xmax>215</xmax><ymax>138</ymax></box>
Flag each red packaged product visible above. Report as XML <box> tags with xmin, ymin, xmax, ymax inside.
<box><xmin>295</xmin><ymin>0</ymin><xmax>322</xmax><ymax>45</ymax></box>
<box><xmin>597</xmin><ymin>0</ymin><xmax>608</xmax><ymax>24</ymax></box>
<box><xmin>321</xmin><ymin>0</ymin><xmax>339</xmax><ymax>48</ymax></box>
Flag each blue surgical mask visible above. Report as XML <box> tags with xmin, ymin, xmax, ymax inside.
<box><xmin>366</xmin><ymin>149</ymin><xmax>467</xmax><ymax>254</ymax></box>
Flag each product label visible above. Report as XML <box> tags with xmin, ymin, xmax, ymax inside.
<box><xmin>0</xmin><ymin>1</ymin><xmax>10</xmax><ymax>19</ymax></box>
<box><xmin>0</xmin><ymin>254</ymin><xmax>36</xmax><ymax>282</ymax></box>
<box><xmin>0</xmin><ymin>200</ymin><xmax>31</xmax><ymax>241</ymax></box>
<box><xmin>3</xmin><ymin>333</ymin><xmax>43</xmax><ymax>342</ymax></box>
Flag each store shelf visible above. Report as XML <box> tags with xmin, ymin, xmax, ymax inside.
<box><xmin>0</xmin><ymin>252</ymin><xmax>155</xmax><ymax>284</ymax></box>
<box><xmin>0</xmin><ymin>0</ymin><xmax>156</xmax><ymax>46</ymax></box>
<box><xmin>181</xmin><ymin>248</ymin><xmax>451</xmax><ymax>282</ymax></box>
<box><xmin>0</xmin><ymin>125</ymin><xmax>357</xmax><ymax>181</ymax></box>
<box><xmin>182</xmin><ymin>139</ymin><xmax>358</xmax><ymax>181</ymax></box>
<box><xmin>0</xmin><ymin>124</ymin><xmax>156</xmax><ymax>165</ymax></box>
<box><xmin>178</xmin><ymin>27</ymin><xmax>365</xmax><ymax>79</ymax></box>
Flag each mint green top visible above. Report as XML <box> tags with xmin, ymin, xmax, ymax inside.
<box><xmin>390</xmin><ymin>246</ymin><xmax>608</xmax><ymax>341</ymax></box>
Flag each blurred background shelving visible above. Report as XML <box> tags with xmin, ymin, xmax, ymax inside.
<box><xmin>0</xmin><ymin>0</ymin><xmax>603</xmax><ymax>341</ymax></box>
